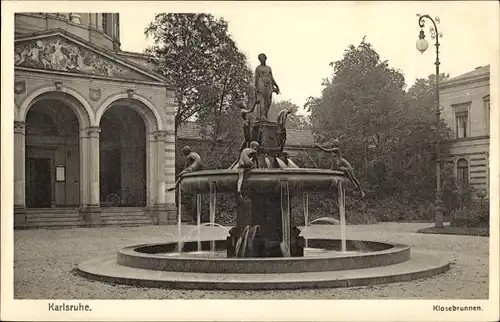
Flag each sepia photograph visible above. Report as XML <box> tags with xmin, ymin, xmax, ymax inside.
<box><xmin>1</xmin><ymin>1</ymin><xmax>499</xmax><ymax>321</ymax></box>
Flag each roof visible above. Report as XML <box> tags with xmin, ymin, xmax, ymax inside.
<box><xmin>177</xmin><ymin>121</ymin><xmax>316</xmax><ymax>147</ymax></box>
<box><xmin>286</xmin><ymin>129</ymin><xmax>316</xmax><ymax>147</ymax></box>
<box><xmin>441</xmin><ymin>65</ymin><xmax>490</xmax><ymax>87</ymax></box>
<box><xmin>177</xmin><ymin>122</ymin><xmax>206</xmax><ymax>140</ymax></box>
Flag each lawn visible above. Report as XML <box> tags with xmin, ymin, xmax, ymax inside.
<box><xmin>417</xmin><ymin>225</ymin><xmax>489</xmax><ymax>237</ymax></box>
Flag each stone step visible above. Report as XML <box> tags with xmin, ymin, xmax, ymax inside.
<box><xmin>26</xmin><ymin>217</ymin><xmax>81</xmax><ymax>223</ymax></box>
<box><xmin>26</xmin><ymin>213</ymin><xmax>80</xmax><ymax>218</ymax></box>
<box><xmin>26</xmin><ymin>222</ymin><xmax>82</xmax><ymax>228</ymax></box>
<box><xmin>101</xmin><ymin>221</ymin><xmax>155</xmax><ymax>226</ymax></box>
<box><xmin>26</xmin><ymin>208</ymin><xmax>79</xmax><ymax>214</ymax></box>
<box><xmin>101</xmin><ymin>216</ymin><xmax>152</xmax><ymax>222</ymax></box>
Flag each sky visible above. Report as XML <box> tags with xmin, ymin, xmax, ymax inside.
<box><xmin>118</xmin><ymin>1</ymin><xmax>498</xmax><ymax>114</ymax></box>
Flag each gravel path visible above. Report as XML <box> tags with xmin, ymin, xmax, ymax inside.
<box><xmin>14</xmin><ymin>223</ymin><xmax>489</xmax><ymax>299</ymax></box>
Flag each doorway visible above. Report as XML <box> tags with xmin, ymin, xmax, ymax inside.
<box><xmin>26</xmin><ymin>158</ymin><xmax>52</xmax><ymax>208</ymax></box>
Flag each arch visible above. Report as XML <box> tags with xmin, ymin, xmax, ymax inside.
<box><xmin>456</xmin><ymin>158</ymin><xmax>469</xmax><ymax>186</ymax></box>
<box><xmin>19</xmin><ymin>85</ymin><xmax>93</xmax><ymax>128</ymax></box>
<box><xmin>99</xmin><ymin>106</ymin><xmax>147</xmax><ymax>207</ymax></box>
<box><xmin>95</xmin><ymin>93</ymin><xmax>164</xmax><ymax>132</ymax></box>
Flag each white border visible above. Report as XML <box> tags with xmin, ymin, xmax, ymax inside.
<box><xmin>2</xmin><ymin>1</ymin><xmax>499</xmax><ymax>321</ymax></box>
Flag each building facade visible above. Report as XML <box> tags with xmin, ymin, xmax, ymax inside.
<box><xmin>14</xmin><ymin>13</ymin><xmax>177</xmax><ymax>228</ymax></box>
<box><xmin>440</xmin><ymin>65</ymin><xmax>490</xmax><ymax>198</ymax></box>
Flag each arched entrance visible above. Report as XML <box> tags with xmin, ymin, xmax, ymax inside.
<box><xmin>99</xmin><ymin>105</ymin><xmax>146</xmax><ymax>207</ymax></box>
<box><xmin>24</xmin><ymin>95</ymin><xmax>81</xmax><ymax>208</ymax></box>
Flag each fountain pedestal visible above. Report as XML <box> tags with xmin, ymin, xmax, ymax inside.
<box><xmin>226</xmin><ymin>120</ymin><xmax>305</xmax><ymax>258</ymax></box>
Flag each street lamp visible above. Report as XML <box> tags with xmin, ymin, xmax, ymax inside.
<box><xmin>416</xmin><ymin>14</ymin><xmax>445</xmax><ymax>227</ymax></box>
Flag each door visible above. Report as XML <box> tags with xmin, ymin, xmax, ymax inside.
<box><xmin>26</xmin><ymin>158</ymin><xmax>52</xmax><ymax>208</ymax></box>
<box><xmin>100</xmin><ymin>149</ymin><xmax>122</xmax><ymax>204</ymax></box>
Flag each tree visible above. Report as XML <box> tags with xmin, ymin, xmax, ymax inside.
<box><xmin>308</xmin><ymin>37</ymin><xmax>407</xmax><ymax>171</ymax></box>
<box><xmin>145</xmin><ymin>13</ymin><xmax>252</xmax><ymax>136</ymax></box>
<box><xmin>268</xmin><ymin>100</ymin><xmax>311</xmax><ymax>130</ymax></box>
<box><xmin>307</xmin><ymin>37</ymin><xmax>453</xmax><ymax>204</ymax></box>
<box><xmin>194</xmin><ymin>41</ymin><xmax>253</xmax><ymax>144</ymax></box>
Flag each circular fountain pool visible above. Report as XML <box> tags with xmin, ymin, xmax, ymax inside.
<box><xmin>77</xmin><ymin>237</ymin><xmax>450</xmax><ymax>290</ymax></box>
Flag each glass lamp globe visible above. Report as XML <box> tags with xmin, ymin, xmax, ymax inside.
<box><xmin>416</xmin><ymin>30</ymin><xmax>429</xmax><ymax>53</ymax></box>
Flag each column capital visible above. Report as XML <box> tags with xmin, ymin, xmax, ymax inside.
<box><xmin>154</xmin><ymin>130</ymin><xmax>168</xmax><ymax>140</ymax></box>
<box><xmin>86</xmin><ymin>126</ymin><xmax>101</xmax><ymax>138</ymax></box>
<box><xmin>14</xmin><ymin>121</ymin><xmax>26</xmax><ymax>134</ymax></box>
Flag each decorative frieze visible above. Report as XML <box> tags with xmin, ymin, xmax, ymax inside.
<box><xmin>15</xmin><ymin>35</ymin><xmax>152</xmax><ymax>81</ymax></box>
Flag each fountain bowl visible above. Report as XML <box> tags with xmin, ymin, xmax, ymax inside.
<box><xmin>77</xmin><ymin>237</ymin><xmax>450</xmax><ymax>290</ymax></box>
<box><xmin>179</xmin><ymin>169</ymin><xmax>351</xmax><ymax>195</ymax></box>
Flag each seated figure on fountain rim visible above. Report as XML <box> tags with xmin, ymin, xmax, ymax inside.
<box><xmin>316</xmin><ymin>140</ymin><xmax>366</xmax><ymax>198</ymax></box>
<box><xmin>167</xmin><ymin>146</ymin><xmax>203</xmax><ymax>192</ymax></box>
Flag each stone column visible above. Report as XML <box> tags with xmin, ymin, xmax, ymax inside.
<box><xmin>14</xmin><ymin>121</ymin><xmax>26</xmax><ymax>228</ymax></box>
<box><xmin>80</xmin><ymin>126</ymin><xmax>101</xmax><ymax>226</ymax></box>
<box><xmin>79</xmin><ymin>128</ymin><xmax>89</xmax><ymax>208</ymax></box>
<box><xmin>155</xmin><ymin>131</ymin><xmax>168</xmax><ymax>224</ymax></box>
<box><xmin>146</xmin><ymin>132</ymin><xmax>157</xmax><ymax>207</ymax></box>
<box><xmin>88</xmin><ymin>127</ymin><xmax>101</xmax><ymax>207</ymax></box>
<box><xmin>145</xmin><ymin>132</ymin><xmax>158</xmax><ymax>223</ymax></box>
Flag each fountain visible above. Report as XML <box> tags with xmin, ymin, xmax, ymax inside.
<box><xmin>77</xmin><ymin>53</ymin><xmax>450</xmax><ymax>290</ymax></box>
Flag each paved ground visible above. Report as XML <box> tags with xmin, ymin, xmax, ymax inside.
<box><xmin>14</xmin><ymin>223</ymin><xmax>489</xmax><ymax>299</ymax></box>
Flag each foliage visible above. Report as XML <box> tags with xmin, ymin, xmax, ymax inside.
<box><xmin>145</xmin><ymin>13</ymin><xmax>252</xmax><ymax>138</ymax></box>
<box><xmin>451</xmin><ymin>204</ymin><xmax>489</xmax><ymax>228</ymax></box>
<box><xmin>306</xmin><ymin>37</ymin><xmax>454</xmax><ymax>212</ymax></box>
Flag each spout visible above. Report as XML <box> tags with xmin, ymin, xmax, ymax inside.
<box><xmin>276</xmin><ymin>158</ymin><xmax>288</xmax><ymax>169</ymax></box>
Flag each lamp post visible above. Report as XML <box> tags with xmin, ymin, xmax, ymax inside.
<box><xmin>416</xmin><ymin>14</ymin><xmax>445</xmax><ymax>227</ymax></box>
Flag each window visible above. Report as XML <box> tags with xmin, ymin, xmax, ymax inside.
<box><xmin>457</xmin><ymin>159</ymin><xmax>469</xmax><ymax>187</ymax></box>
<box><xmin>456</xmin><ymin>111</ymin><xmax>468</xmax><ymax>139</ymax></box>
<box><xmin>484</xmin><ymin>98</ymin><xmax>490</xmax><ymax>135</ymax></box>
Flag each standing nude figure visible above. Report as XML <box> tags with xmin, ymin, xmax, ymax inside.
<box><xmin>316</xmin><ymin>143</ymin><xmax>366</xmax><ymax>198</ymax></box>
<box><xmin>236</xmin><ymin>99</ymin><xmax>260</xmax><ymax>152</ymax></box>
<box><xmin>237</xmin><ymin>141</ymin><xmax>260</xmax><ymax>198</ymax></box>
<box><xmin>167</xmin><ymin>146</ymin><xmax>203</xmax><ymax>192</ymax></box>
<box><xmin>276</xmin><ymin>109</ymin><xmax>292</xmax><ymax>151</ymax></box>
<box><xmin>255</xmin><ymin>53</ymin><xmax>280</xmax><ymax>120</ymax></box>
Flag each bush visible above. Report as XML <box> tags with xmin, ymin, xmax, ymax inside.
<box><xmin>451</xmin><ymin>203</ymin><xmax>489</xmax><ymax>228</ymax></box>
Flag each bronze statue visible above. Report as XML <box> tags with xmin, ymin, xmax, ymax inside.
<box><xmin>255</xmin><ymin>53</ymin><xmax>280</xmax><ymax>120</ymax></box>
<box><xmin>236</xmin><ymin>98</ymin><xmax>260</xmax><ymax>152</ymax></box>
<box><xmin>237</xmin><ymin>141</ymin><xmax>260</xmax><ymax>198</ymax></box>
<box><xmin>167</xmin><ymin>146</ymin><xmax>203</xmax><ymax>192</ymax></box>
<box><xmin>316</xmin><ymin>143</ymin><xmax>366</xmax><ymax>198</ymax></box>
<box><xmin>276</xmin><ymin>109</ymin><xmax>292</xmax><ymax>151</ymax></box>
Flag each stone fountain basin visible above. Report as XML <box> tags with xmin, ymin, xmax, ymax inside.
<box><xmin>180</xmin><ymin>169</ymin><xmax>351</xmax><ymax>194</ymax></box>
<box><xmin>116</xmin><ymin>239</ymin><xmax>411</xmax><ymax>274</ymax></box>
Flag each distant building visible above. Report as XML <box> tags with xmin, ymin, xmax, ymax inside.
<box><xmin>14</xmin><ymin>13</ymin><xmax>177</xmax><ymax>228</ymax></box>
<box><xmin>440</xmin><ymin>65</ymin><xmax>490</xmax><ymax>198</ymax></box>
<box><xmin>177</xmin><ymin>122</ymin><xmax>317</xmax><ymax>159</ymax></box>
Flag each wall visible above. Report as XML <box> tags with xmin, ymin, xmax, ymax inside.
<box><xmin>440</xmin><ymin>73</ymin><xmax>490</xmax><ymax>198</ymax></box>
<box><xmin>15</xmin><ymin>68</ymin><xmax>176</xmax><ymax>208</ymax></box>
<box><xmin>441</xmin><ymin>78</ymin><xmax>489</xmax><ymax>138</ymax></box>
<box><xmin>15</xmin><ymin>13</ymin><xmax>121</xmax><ymax>51</ymax></box>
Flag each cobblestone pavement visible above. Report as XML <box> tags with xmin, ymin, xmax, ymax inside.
<box><xmin>13</xmin><ymin>223</ymin><xmax>489</xmax><ymax>299</ymax></box>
